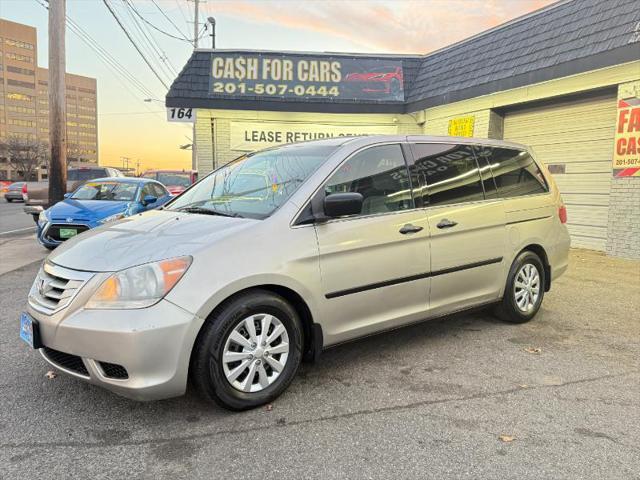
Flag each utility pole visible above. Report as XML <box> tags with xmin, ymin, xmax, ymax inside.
<box><xmin>48</xmin><ymin>0</ymin><xmax>67</xmax><ymax>205</ymax></box>
<box><xmin>193</xmin><ymin>0</ymin><xmax>199</xmax><ymax>49</ymax></box>
<box><xmin>191</xmin><ymin>0</ymin><xmax>200</xmax><ymax>172</ymax></box>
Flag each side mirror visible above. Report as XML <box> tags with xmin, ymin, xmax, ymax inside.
<box><xmin>143</xmin><ymin>195</ymin><xmax>157</xmax><ymax>205</ymax></box>
<box><xmin>323</xmin><ymin>192</ymin><xmax>363</xmax><ymax>218</ymax></box>
<box><xmin>63</xmin><ymin>193</ymin><xmax>72</xmax><ymax>199</ymax></box>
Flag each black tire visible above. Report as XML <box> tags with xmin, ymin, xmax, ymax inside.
<box><xmin>44</xmin><ymin>245</ymin><xmax>56</xmax><ymax>251</ymax></box>
<box><xmin>494</xmin><ymin>250</ymin><xmax>545</xmax><ymax>324</ymax></box>
<box><xmin>5</xmin><ymin>198</ymin><xmax>12</xmax><ymax>203</ymax></box>
<box><xmin>191</xmin><ymin>290</ymin><xmax>303</xmax><ymax>410</ymax></box>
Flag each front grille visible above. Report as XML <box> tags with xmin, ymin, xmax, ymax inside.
<box><xmin>42</xmin><ymin>347</ymin><xmax>89</xmax><ymax>377</ymax></box>
<box><xmin>99</xmin><ymin>362</ymin><xmax>129</xmax><ymax>379</ymax></box>
<box><xmin>45</xmin><ymin>223</ymin><xmax>90</xmax><ymax>242</ymax></box>
<box><xmin>28</xmin><ymin>262</ymin><xmax>93</xmax><ymax>314</ymax></box>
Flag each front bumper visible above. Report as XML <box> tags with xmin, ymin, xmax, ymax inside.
<box><xmin>28</xmin><ymin>297</ymin><xmax>204</xmax><ymax>401</ymax></box>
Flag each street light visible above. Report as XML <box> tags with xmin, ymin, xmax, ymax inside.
<box><xmin>207</xmin><ymin>17</ymin><xmax>216</xmax><ymax>49</ymax></box>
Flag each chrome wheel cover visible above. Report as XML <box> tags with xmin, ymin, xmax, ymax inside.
<box><xmin>222</xmin><ymin>313</ymin><xmax>290</xmax><ymax>393</ymax></box>
<box><xmin>514</xmin><ymin>263</ymin><xmax>541</xmax><ymax>313</ymax></box>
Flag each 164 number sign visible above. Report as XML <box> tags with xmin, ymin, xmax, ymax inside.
<box><xmin>167</xmin><ymin>107</ymin><xmax>195</xmax><ymax>123</ymax></box>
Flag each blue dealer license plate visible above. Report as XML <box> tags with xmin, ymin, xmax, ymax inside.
<box><xmin>20</xmin><ymin>312</ymin><xmax>38</xmax><ymax>348</ymax></box>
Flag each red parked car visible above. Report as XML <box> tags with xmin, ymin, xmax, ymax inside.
<box><xmin>344</xmin><ymin>66</ymin><xmax>404</xmax><ymax>96</ymax></box>
<box><xmin>141</xmin><ymin>170</ymin><xmax>197</xmax><ymax>196</ymax></box>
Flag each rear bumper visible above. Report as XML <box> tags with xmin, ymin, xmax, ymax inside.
<box><xmin>28</xmin><ymin>299</ymin><xmax>204</xmax><ymax>401</ymax></box>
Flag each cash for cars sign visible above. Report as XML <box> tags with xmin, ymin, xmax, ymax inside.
<box><xmin>613</xmin><ymin>96</ymin><xmax>640</xmax><ymax>177</ymax></box>
<box><xmin>230</xmin><ymin>121</ymin><xmax>398</xmax><ymax>151</ymax></box>
<box><xmin>210</xmin><ymin>53</ymin><xmax>405</xmax><ymax>102</ymax></box>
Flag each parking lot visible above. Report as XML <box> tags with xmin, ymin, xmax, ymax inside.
<box><xmin>0</xmin><ymin>236</ymin><xmax>638</xmax><ymax>479</ymax></box>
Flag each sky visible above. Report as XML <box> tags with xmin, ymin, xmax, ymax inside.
<box><xmin>0</xmin><ymin>0</ymin><xmax>555</xmax><ymax>172</ymax></box>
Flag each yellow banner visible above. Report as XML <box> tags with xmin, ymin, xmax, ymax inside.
<box><xmin>229</xmin><ymin>121</ymin><xmax>398</xmax><ymax>151</ymax></box>
<box><xmin>447</xmin><ymin>116</ymin><xmax>475</xmax><ymax>137</ymax></box>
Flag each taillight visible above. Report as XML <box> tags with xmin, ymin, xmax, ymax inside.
<box><xmin>558</xmin><ymin>205</ymin><xmax>567</xmax><ymax>224</ymax></box>
<box><xmin>22</xmin><ymin>183</ymin><xmax>27</xmax><ymax>194</ymax></box>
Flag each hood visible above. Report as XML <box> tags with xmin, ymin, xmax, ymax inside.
<box><xmin>48</xmin><ymin>199</ymin><xmax>130</xmax><ymax>221</ymax></box>
<box><xmin>48</xmin><ymin>209</ymin><xmax>257</xmax><ymax>272</ymax></box>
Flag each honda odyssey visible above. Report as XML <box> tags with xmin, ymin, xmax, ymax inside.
<box><xmin>21</xmin><ymin>136</ymin><xmax>570</xmax><ymax>410</ymax></box>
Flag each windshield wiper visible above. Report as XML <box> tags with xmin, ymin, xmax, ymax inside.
<box><xmin>176</xmin><ymin>206</ymin><xmax>243</xmax><ymax>218</ymax></box>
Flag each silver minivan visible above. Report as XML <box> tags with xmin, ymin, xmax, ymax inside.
<box><xmin>21</xmin><ymin>136</ymin><xmax>570</xmax><ymax>410</ymax></box>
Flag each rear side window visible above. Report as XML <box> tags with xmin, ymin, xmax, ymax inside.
<box><xmin>325</xmin><ymin>144</ymin><xmax>412</xmax><ymax>216</ymax></box>
<box><xmin>475</xmin><ymin>147</ymin><xmax>548</xmax><ymax>197</ymax></box>
<box><xmin>411</xmin><ymin>143</ymin><xmax>484</xmax><ymax>207</ymax></box>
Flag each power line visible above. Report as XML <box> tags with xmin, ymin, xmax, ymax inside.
<box><xmin>152</xmin><ymin>0</ymin><xmax>191</xmax><ymax>41</ymax></box>
<box><xmin>125</xmin><ymin>0</ymin><xmax>192</xmax><ymax>43</ymax></box>
<box><xmin>121</xmin><ymin>0</ymin><xmax>177</xmax><ymax>80</ymax></box>
<box><xmin>33</xmin><ymin>0</ymin><xmax>165</xmax><ymax>120</ymax></box>
<box><xmin>102</xmin><ymin>0</ymin><xmax>170</xmax><ymax>90</ymax></box>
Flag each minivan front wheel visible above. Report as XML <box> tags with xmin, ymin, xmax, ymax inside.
<box><xmin>191</xmin><ymin>290</ymin><xmax>303</xmax><ymax>410</ymax></box>
<box><xmin>494</xmin><ymin>251</ymin><xmax>545</xmax><ymax>323</ymax></box>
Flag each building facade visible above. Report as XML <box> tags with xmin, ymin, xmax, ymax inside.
<box><xmin>167</xmin><ymin>0</ymin><xmax>640</xmax><ymax>258</ymax></box>
<box><xmin>0</xmin><ymin>18</ymin><xmax>98</xmax><ymax>181</ymax></box>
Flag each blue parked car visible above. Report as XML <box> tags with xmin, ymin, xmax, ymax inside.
<box><xmin>37</xmin><ymin>177</ymin><xmax>172</xmax><ymax>249</ymax></box>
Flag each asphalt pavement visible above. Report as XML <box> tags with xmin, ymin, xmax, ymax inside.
<box><xmin>0</xmin><ymin>200</ymin><xmax>36</xmax><ymax>236</ymax></box>
<box><xmin>0</xmin><ymin>248</ymin><xmax>638</xmax><ymax>479</ymax></box>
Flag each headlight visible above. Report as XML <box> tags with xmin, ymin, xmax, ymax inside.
<box><xmin>38</xmin><ymin>210</ymin><xmax>48</xmax><ymax>223</ymax></box>
<box><xmin>98</xmin><ymin>212</ymin><xmax>126</xmax><ymax>225</ymax></box>
<box><xmin>86</xmin><ymin>256</ymin><xmax>192</xmax><ymax>309</ymax></box>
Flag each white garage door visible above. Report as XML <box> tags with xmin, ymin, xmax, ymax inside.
<box><xmin>503</xmin><ymin>92</ymin><xmax>617</xmax><ymax>251</ymax></box>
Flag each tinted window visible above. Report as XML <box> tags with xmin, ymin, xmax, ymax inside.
<box><xmin>411</xmin><ymin>143</ymin><xmax>484</xmax><ymax>206</ymax></box>
<box><xmin>156</xmin><ymin>173</ymin><xmax>192</xmax><ymax>187</ymax></box>
<box><xmin>474</xmin><ymin>147</ymin><xmax>548</xmax><ymax>197</ymax></box>
<box><xmin>324</xmin><ymin>144</ymin><xmax>412</xmax><ymax>216</ymax></box>
<box><xmin>68</xmin><ymin>168</ymin><xmax>106</xmax><ymax>181</ymax></box>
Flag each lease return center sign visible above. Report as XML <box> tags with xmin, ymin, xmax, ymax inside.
<box><xmin>230</xmin><ymin>121</ymin><xmax>398</xmax><ymax>151</ymax></box>
<box><xmin>613</xmin><ymin>96</ymin><xmax>640</xmax><ymax>177</ymax></box>
<box><xmin>211</xmin><ymin>53</ymin><xmax>405</xmax><ymax>102</ymax></box>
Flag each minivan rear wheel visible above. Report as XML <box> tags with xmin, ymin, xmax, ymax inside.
<box><xmin>191</xmin><ymin>290</ymin><xmax>303</xmax><ymax>410</ymax></box>
<box><xmin>494</xmin><ymin>251</ymin><xmax>545</xmax><ymax>324</ymax></box>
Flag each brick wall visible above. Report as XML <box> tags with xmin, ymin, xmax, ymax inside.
<box><xmin>606</xmin><ymin>177</ymin><xmax>640</xmax><ymax>259</ymax></box>
<box><xmin>605</xmin><ymin>80</ymin><xmax>640</xmax><ymax>260</ymax></box>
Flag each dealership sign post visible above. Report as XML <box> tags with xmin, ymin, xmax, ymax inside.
<box><xmin>613</xmin><ymin>96</ymin><xmax>640</xmax><ymax>178</ymax></box>
<box><xmin>210</xmin><ymin>53</ymin><xmax>405</xmax><ymax>102</ymax></box>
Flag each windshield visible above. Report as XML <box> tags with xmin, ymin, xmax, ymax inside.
<box><xmin>166</xmin><ymin>143</ymin><xmax>337</xmax><ymax>219</ymax></box>
<box><xmin>71</xmin><ymin>181</ymin><xmax>138</xmax><ymax>201</ymax></box>
<box><xmin>151</xmin><ymin>172</ymin><xmax>192</xmax><ymax>187</ymax></box>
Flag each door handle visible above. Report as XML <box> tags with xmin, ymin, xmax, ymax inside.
<box><xmin>437</xmin><ymin>218</ymin><xmax>458</xmax><ymax>229</ymax></box>
<box><xmin>399</xmin><ymin>224</ymin><xmax>424</xmax><ymax>234</ymax></box>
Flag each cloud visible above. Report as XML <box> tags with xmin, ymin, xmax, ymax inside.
<box><xmin>204</xmin><ymin>0</ymin><xmax>557</xmax><ymax>54</ymax></box>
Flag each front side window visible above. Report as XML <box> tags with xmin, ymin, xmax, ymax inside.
<box><xmin>151</xmin><ymin>183</ymin><xmax>168</xmax><ymax>198</ymax></box>
<box><xmin>411</xmin><ymin>143</ymin><xmax>484</xmax><ymax>207</ymax></box>
<box><xmin>324</xmin><ymin>144</ymin><xmax>412</xmax><ymax>216</ymax></box>
<box><xmin>71</xmin><ymin>181</ymin><xmax>138</xmax><ymax>201</ymax></box>
<box><xmin>166</xmin><ymin>143</ymin><xmax>338</xmax><ymax>219</ymax></box>
<box><xmin>474</xmin><ymin>147</ymin><xmax>548</xmax><ymax>198</ymax></box>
